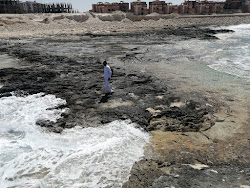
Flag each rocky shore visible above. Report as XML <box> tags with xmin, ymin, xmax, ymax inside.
<box><xmin>0</xmin><ymin>13</ymin><xmax>249</xmax><ymax>187</ymax></box>
<box><xmin>0</xmin><ymin>27</ymin><xmax>232</xmax><ymax>132</ymax></box>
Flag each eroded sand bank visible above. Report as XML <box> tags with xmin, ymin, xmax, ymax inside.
<box><xmin>1</xmin><ymin>12</ymin><xmax>250</xmax><ymax>39</ymax></box>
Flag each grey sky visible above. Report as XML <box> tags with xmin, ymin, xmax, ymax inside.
<box><xmin>36</xmin><ymin>0</ymin><xmax>186</xmax><ymax>12</ymax></box>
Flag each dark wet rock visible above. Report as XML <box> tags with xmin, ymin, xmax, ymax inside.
<box><xmin>151</xmin><ymin>164</ymin><xmax>250</xmax><ymax>188</ymax></box>
<box><xmin>75</xmin><ymin>26</ymin><xmax>234</xmax><ymax>41</ymax></box>
<box><xmin>161</xmin><ymin>26</ymin><xmax>234</xmax><ymax>40</ymax></box>
<box><xmin>124</xmin><ymin>161</ymin><xmax>250</xmax><ymax>188</ymax></box>
<box><xmin>148</xmin><ymin>100</ymin><xmax>214</xmax><ymax>132</ymax></box>
<box><xmin>36</xmin><ymin>119</ymin><xmax>64</xmax><ymax>133</ymax></box>
<box><xmin>0</xmin><ymin>25</ymin><xmax>248</xmax><ymax>187</ymax></box>
<box><xmin>123</xmin><ymin>159</ymin><xmax>164</xmax><ymax>188</ymax></box>
<box><xmin>0</xmin><ymin>33</ymin><xmax>219</xmax><ymax>133</ymax></box>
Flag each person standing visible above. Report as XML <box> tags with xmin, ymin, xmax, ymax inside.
<box><xmin>103</xmin><ymin>61</ymin><xmax>112</xmax><ymax>94</ymax></box>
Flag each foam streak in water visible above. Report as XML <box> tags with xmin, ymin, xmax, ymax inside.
<box><xmin>208</xmin><ymin>24</ymin><xmax>250</xmax><ymax>79</ymax></box>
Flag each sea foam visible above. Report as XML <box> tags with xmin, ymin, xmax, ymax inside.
<box><xmin>0</xmin><ymin>93</ymin><xmax>150</xmax><ymax>188</ymax></box>
<box><xmin>208</xmin><ymin>24</ymin><xmax>250</xmax><ymax>79</ymax></box>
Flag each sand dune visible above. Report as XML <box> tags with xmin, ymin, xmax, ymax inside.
<box><xmin>0</xmin><ymin>12</ymin><xmax>250</xmax><ymax>38</ymax></box>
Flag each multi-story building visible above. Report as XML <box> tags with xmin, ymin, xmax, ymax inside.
<box><xmin>195</xmin><ymin>1</ymin><xmax>225</xmax><ymax>14</ymax></box>
<box><xmin>225</xmin><ymin>0</ymin><xmax>250</xmax><ymax>12</ymax></box>
<box><xmin>92</xmin><ymin>0</ymin><xmax>148</xmax><ymax>14</ymax></box>
<box><xmin>242</xmin><ymin>0</ymin><xmax>250</xmax><ymax>12</ymax></box>
<box><xmin>19</xmin><ymin>1</ymin><xmax>27</xmax><ymax>13</ymax></box>
<box><xmin>92</xmin><ymin>1</ymin><xmax>128</xmax><ymax>13</ymax></box>
<box><xmin>179</xmin><ymin>0</ymin><xmax>196</xmax><ymax>14</ymax></box>
<box><xmin>91</xmin><ymin>0</ymin><xmax>249</xmax><ymax>15</ymax></box>
<box><xmin>1</xmin><ymin>0</ymin><xmax>73</xmax><ymax>14</ymax></box>
<box><xmin>43</xmin><ymin>3</ymin><xmax>72</xmax><ymax>13</ymax></box>
<box><xmin>169</xmin><ymin>4</ymin><xmax>179</xmax><ymax>13</ymax></box>
<box><xmin>119</xmin><ymin>1</ymin><xmax>129</xmax><ymax>12</ymax></box>
<box><xmin>210</xmin><ymin>2</ymin><xmax>225</xmax><ymax>13</ymax></box>
<box><xmin>131</xmin><ymin>0</ymin><xmax>148</xmax><ymax>15</ymax></box>
<box><xmin>149</xmin><ymin>0</ymin><xmax>167</xmax><ymax>14</ymax></box>
<box><xmin>0</xmin><ymin>0</ymin><xmax>20</xmax><ymax>13</ymax></box>
<box><xmin>19</xmin><ymin>1</ymin><xmax>44</xmax><ymax>13</ymax></box>
<box><xmin>225</xmin><ymin>0</ymin><xmax>244</xmax><ymax>9</ymax></box>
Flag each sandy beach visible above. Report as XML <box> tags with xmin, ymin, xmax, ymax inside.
<box><xmin>1</xmin><ymin>12</ymin><xmax>250</xmax><ymax>39</ymax></box>
<box><xmin>0</xmin><ymin>12</ymin><xmax>250</xmax><ymax>187</ymax></box>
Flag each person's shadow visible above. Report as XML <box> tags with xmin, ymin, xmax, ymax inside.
<box><xmin>99</xmin><ymin>93</ymin><xmax>112</xmax><ymax>103</ymax></box>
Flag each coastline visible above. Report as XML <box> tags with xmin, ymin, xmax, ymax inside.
<box><xmin>0</xmin><ymin>13</ymin><xmax>249</xmax><ymax>187</ymax></box>
<box><xmin>1</xmin><ymin>12</ymin><xmax>250</xmax><ymax>39</ymax></box>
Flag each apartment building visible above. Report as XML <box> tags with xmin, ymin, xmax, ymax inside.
<box><xmin>92</xmin><ymin>1</ymin><xmax>129</xmax><ymax>13</ymax></box>
<box><xmin>0</xmin><ymin>0</ymin><xmax>20</xmax><ymax>13</ymax></box>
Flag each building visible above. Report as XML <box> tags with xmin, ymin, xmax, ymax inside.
<box><xmin>92</xmin><ymin>2</ymin><xmax>120</xmax><ymax>13</ymax></box>
<box><xmin>195</xmin><ymin>1</ymin><xmax>225</xmax><ymax>14</ymax></box>
<box><xmin>92</xmin><ymin>0</ymin><xmax>250</xmax><ymax>15</ymax></box>
<box><xmin>92</xmin><ymin>1</ymin><xmax>128</xmax><ymax>13</ymax></box>
<box><xmin>43</xmin><ymin>3</ymin><xmax>72</xmax><ymax>13</ymax></box>
<box><xmin>0</xmin><ymin>0</ymin><xmax>20</xmax><ymax>13</ymax></box>
<box><xmin>131</xmin><ymin>0</ymin><xmax>148</xmax><ymax>15</ymax></box>
<box><xmin>19</xmin><ymin>1</ymin><xmax>44</xmax><ymax>13</ymax></box>
<box><xmin>179</xmin><ymin>0</ymin><xmax>196</xmax><ymax>14</ymax></box>
<box><xmin>225</xmin><ymin>0</ymin><xmax>245</xmax><ymax>9</ymax></box>
<box><xmin>242</xmin><ymin>0</ymin><xmax>250</xmax><ymax>12</ymax></box>
<box><xmin>92</xmin><ymin>0</ymin><xmax>147</xmax><ymax>14</ymax></box>
<box><xmin>169</xmin><ymin>4</ymin><xmax>179</xmax><ymax>13</ymax></box>
<box><xmin>149</xmin><ymin>0</ymin><xmax>168</xmax><ymax>14</ymax></box>
<box><xmin>225</xmin><ymin>0</ymin><xmax>250</xmax><ymax>12</ymax></box>
<box><xmin>1</xmin><ymin>1</ymin><xmax>73</xmax><ymax>14</ymax></box>
<box><xmin>210</xmin><ymin>2</ymin><xmax>225</xmax><ymax>13</ymax></box>
<box><xmin>119</xmin><ymin>1</ymin><xmax>129</xmax><ymax>12</ymax></box>
<box><xmin>19</xmin><ymin>1</ymin><xmax>27</xmax><ymax>12</ymax></box>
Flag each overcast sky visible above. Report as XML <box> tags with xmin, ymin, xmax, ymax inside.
<box><xmin>36</xmin><ymin>0</ymin><xmax>187</xmax><ymax>12</ymax></box>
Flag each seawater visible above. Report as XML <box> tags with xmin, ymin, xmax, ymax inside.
<box><xmin>0</xmin><ymin>54</ymin><xmax>19</xmax><ymax>69</ymax></box>
<box><xmin>0</xmin><ymin>93</ymin><xmax>150</xmax><ymax>187</ymax></box>
<box><xmin>207</xmin><ymin>24</ymin><xmax>250</xmax><ymax>80</ymax></box>
<box><xmin>129</xmin><ymin>24</ymin><xmax>250</xmax><ymax>100</ymax></box>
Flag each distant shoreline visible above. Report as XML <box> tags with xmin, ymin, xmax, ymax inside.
<box><xmin>0</xmin><ymin>12</ymin><xmax>250</xmax><ymax>39</ymax></box>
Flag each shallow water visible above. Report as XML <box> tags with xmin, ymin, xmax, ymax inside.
<box><xmin>0</xmin><ymin>93</ymin><xmax>150</xmax><ymax>187</ymax></box>
<box><xmin>121</xmin><ymin>24</ymin><xmax>250</xmax><ymax>102</ymax></box>
<box><xmin>207</xmin><ymin>24</ymin><xmax>250</xmax><ymax>80</ymax></box>
<box><xmin>0</xmin><ymin>54</ymin><xmax>19</xmax><ymax>69</ymax></box>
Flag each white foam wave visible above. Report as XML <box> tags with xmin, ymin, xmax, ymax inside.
<box><xmin>227</xmin><ymin>23</ymin><xmax>250</xmax><ymax>31</ymax></box>
<box><xmin>216</xmin><ymin>24</ymin><xmax>250</xmax><ymax>40</ymax></box>
<box><xmin>209</xmin><ymin>57</ymin><xmax>250</xmax><ymax>79</ymax></box>
<box><xmin>0</xmin><ymin>94</ymin><xmax>150</xmax><ymax>188</ymax></box>
<box><xmin>207</xmin><ymin>24</ymin><xmax>250</xmax><ymax>79</ymax></box>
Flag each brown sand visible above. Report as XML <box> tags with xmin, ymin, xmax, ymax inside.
<box><xmin>1</xmin><ymin>12</ymin><xmax>250</xmax><ymax>39</ymax></box>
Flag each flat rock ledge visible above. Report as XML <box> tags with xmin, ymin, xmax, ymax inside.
<box><xmin>1</xmin><ymin>26</ymin><xmax>248</xmax><ymax>187</ymax></box>
<box><xmin>0</xmin><ymin>27</ymin><xmax>229</xmax><ymax>133</ymax></box>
